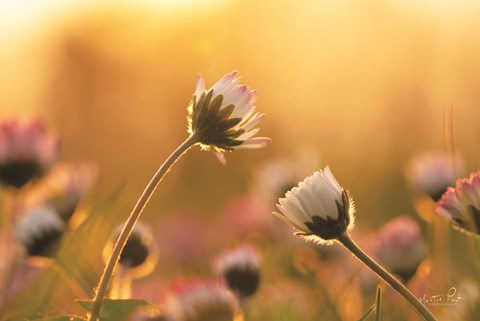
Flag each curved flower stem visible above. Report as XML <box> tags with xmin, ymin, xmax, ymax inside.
<box><xmin>87</xmin><ymin>134</ymin><xmax>198</xmax><ymax>321</ymax></box>
<box><xmin>337</xmin><ymin>232</ymin><xmax>438</xmax><ymax>321</ymax></box>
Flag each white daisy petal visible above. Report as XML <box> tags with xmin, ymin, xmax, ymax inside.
<box><xmin>194</xmin><ymin>75</ymin><xmax>205</xmax><ymax>98</ymax></box>
<box><xmin>234</xmin><ymin>137</ymin><xmax>271</xmax><ymax>150</ymax></box>
<box><xmin>187</xmin><ymin>71</ymin><xmax>269</xmax><ymax>163</ymax></box>
<box><xmin>273</xmin><ymin>167</ymin><xmax>354</xmax><ymax>243</ymax></box>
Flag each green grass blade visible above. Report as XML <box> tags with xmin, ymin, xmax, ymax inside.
<box><xmin>356</xmin><ymin>304</ymin><xmax>375</xmax><ymax>321</ymax></box>
<box><xmin>374</xmin><ymin>286</ymin><xmax>382</xmax><ymax>321</ymax></box>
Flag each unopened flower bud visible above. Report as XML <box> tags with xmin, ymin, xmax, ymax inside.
<box><xmin>405</xmin><ymin>151</ymin><xmax>463</xmax><ymax>201</ymax></box>
<box><xmin>376</xmin><ymin>215</ymin><xmax>426</xmax><ymax>282</ymax></box>
<box><xmin>105</xmin><ymin>221</ymin><xmax>157</xmax><ymax>278</ymax></box>
<box><xmin>274</xmin><ymin>166</ymin><xmax>355</xmax><ymax>244</ymax></box>
<box><xmin>15</xmin><ymin>205</ymin><xmax>65</xmax><ymax>258</ymax></box>
<box><xmin>163</xmin><ymin>279</ymin><xmax>238</xmax><ymax>321</ymax></box>
<box><xmin>214</xmin><ymin>244</ymin><xmax>261</xmax><ymax>301</ymax></box>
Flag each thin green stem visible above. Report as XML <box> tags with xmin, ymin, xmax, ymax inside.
<box><xmin>87</xmin><ymin>134</ymin><xmax>198</xmax><ymax>321</ymax></box>
<box><xmin>337</xmin><ymin>232</ymin><xmax>438</xmax><ymax>321</ymax></box>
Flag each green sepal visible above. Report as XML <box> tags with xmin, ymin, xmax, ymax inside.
<box><xmin>216</xmin><ymin>104</ymin><xmax>235</xmax><ymax>120</ymax></box>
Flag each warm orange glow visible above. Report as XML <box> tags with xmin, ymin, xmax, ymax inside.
<box><xmin>1</xmin><ymin>1</ymin><xmax>480</xmax><ymax>319</ymax></box>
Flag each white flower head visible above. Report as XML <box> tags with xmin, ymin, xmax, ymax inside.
<box><xmin>274</xmin><ymin>166</ymin><xmax>355</xmax><ymax>244</ymax></box>
<box><xmin>436</xmin><ymin>170</ymin><xmax>480</xmax><ymax>237</ymax></box>
<box><xmin>187</xmin><ymin>71</ymin><xmax>271</xmax><ymax>164</ymax></box>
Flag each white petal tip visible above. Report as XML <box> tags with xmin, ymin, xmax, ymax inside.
<box><xmin>215</xmin><ymin>152</ymin><xmax>227</xmax><ymax>165</ymax></box>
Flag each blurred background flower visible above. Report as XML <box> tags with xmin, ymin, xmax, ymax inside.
<box><xmin>404</xmin><ymin>151</ymin><xmax>464</xmax><ymax>202</ymax></box>
<box><xmin>375</xmin><ymin>215</ymin><xmax>426</xmax><ymax>283</ymax></box>
<box><xmin>15</xmin><ymin>204</ymin><xmax>65</xmax><ymax>258</ymax></box>
<box><xmin>104</xmin><ymin>221</ymin><xmax>158</xmax><ymax>299</ymax></box>
<box><xmin>23</xmin><ymin>162</ymin><xmax>97</xmax><ymax>223</ymax></box>
<box><xmin>436</xmin><ymin>170</ymin><xmax>480</xmax><ymax>236</ymax></box>
<box><xmin>0</xmin><ymin>118</ymin><xmax>60</xmax><ymax>189</ymax></box>
<box><xmin>162</xmin><ymin>279</ymin><xmax>238</xmax><ymax>321</ymax></box>
<box><xmin>214</xmin><ymin>244</ymin><xmax>261</xmax><ymax>302</ymax></box>
<box><xmin>4</xmin><ymin>0</ymin><xmax>480</xmax><ymax>221</ymax></box>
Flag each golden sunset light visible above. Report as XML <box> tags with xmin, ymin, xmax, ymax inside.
<box><xmin>0</xmin><ymin>1</ymin><xmax>479</xmax><ymax>320</ymax></box>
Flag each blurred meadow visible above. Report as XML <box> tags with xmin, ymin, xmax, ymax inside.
<box><xmin>1</xmin><ymin>1</ymin><xmax>480</xmax><ymax>320</ymax></box>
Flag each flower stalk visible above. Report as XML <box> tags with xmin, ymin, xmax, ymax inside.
<box><xmin>337</xmin><ymin>232</ymin><xmax>437</xmax><ymax>321</ymax></box>
<box><xmin>88</xmin><ymin>71</ymin><xmax>269</xmax><ymax>320</ymax></box>
<box><xmin>87</xmin><ymin>133</ymin><xmax>199</xmax><ymax>321</ymax></box>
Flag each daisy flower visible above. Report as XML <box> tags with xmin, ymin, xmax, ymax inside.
<box><xmin>187</xmin><ymin>71</ymin><xmax>270</xmax><ymax>163</ymax></box>
<box><xmin>274</xmin><ymin>166</ymin><xmax>354</xmax><ymax>244</ymax></box>
<box><xmin>214</xmin><ymin>244</ymin><xmax>261</xmax><ymax>301</ymax></box>
<box><xmin>436</xmin><ymin>170</ymin><xmax>480</xmax><ymax>236</ymax></box>
<box><xmin>0</xmin><ymin>118</ymin><xmax>60</xmax><ymax>188</ymax></box>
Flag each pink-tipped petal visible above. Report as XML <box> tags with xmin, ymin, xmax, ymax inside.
<box><xmin>188</xmin><ymin>71</ymin><xmax>269</xmax><ymax>159</ymax></box>
<box><xmin>194</xmin><ymin>74</ymin><xmax>205</xmax><ymax>98</ymax></box>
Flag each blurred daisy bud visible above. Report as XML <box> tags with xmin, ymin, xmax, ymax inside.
<box><xmin>15</xmin><ymin>205</ymin><xmax>66</xmax><ymax>258</ymax></box>
<box><xmin>376</xmin><ymin>215</ymin><xmax>426</xmax><ymax>282</ymax></box>
<box><xmin>163</xmin><ymin>279</ymin><xmax>238</xmax><ymax>321</ymax></box>
<box><xmin>436</xmin><ymin>171</ymin><xmax>480</xmax><ymax>237</ymax></box>
<box><xmin>187</xmin><ymin>71</ymin><xmax>271</xmax><ymax>164</ymax></box>
<box><xmin>274</xmin><ymin>166</ymin><xmax>355</xmax><ymax>244</ymax></box>
<box><xmin>251</xmin><ymin>147</ymin><xmax>320</xmax><ymax>207</ymax></box>
<box><xmin>27</xmin><ymin>162</ymin><xmax>97</xmax><ymax>223</ymax></box>
<box><xmin>405</xmin><ymin>151</ymin><xmax>464</xmax><ymax>201</ymax></box>
<box><xmin>214</xmin><ymin>244</ymin><xmax>261</xmax><ymax>301</ymax></box>
<box><xmin>104</xmin><ymin>222</ymin><xmax>157</xmax><ymax>299</ymax></box>
<box><xmin>105</xmin><ymin>221</ymin><xmax>157</xmax><ymax>279</ymax></box>
<box><xmin>0</xmin><ymin>118</ymin><xmax>61</xmax><ymax>188</ymax></box>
